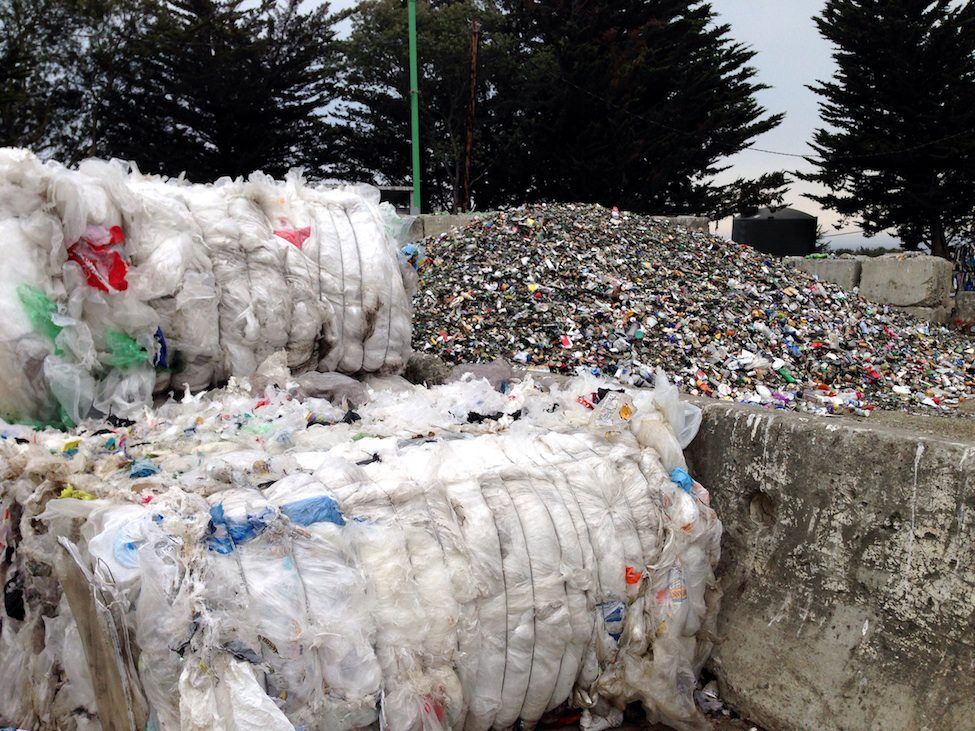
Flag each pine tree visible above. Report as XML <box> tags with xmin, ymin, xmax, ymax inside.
<box><xmin>1</xmin><ymin>0</ymin><xmax>154</xmax><ymax>160</ymax></box>
<box><xmin>501</xmin><ymin>0</ymin><xmax>786</xmax><ymax>216</ymax></box>
<box><xmin>803</xmin><ymin>0</ymin><xmax>975</xmax><ymax>259</ymax></box>
<box><xmin>0</xmin><ymin>0</ymin><xmax>87</xmax><ymax>154</ymax></box>
<box><xmin>338</xmin><ymin>0</ymin><xmax>516</xmax><ymax>212</ymax></box>
<box><xmin>95</xmin><ymin>0</ymin><xmax>343</xmax><ymax>180</ymax></box>
<box><xmin>2</xmin><ymin>0</ymin><xmax>57</xmax><ymax>150</ymax></box>
<box><xmin>341</xmin><ymin>0</ymin><xmax>784</xmax><ymax>216</ymax></box>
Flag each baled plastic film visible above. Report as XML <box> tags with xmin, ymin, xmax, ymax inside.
<box><xmin>0</xmin><ymin>150</ymin><xmax>413</xmax><ymax>425</ymax></box>
<box><xmin>264</xmin><ymin>474</ymin><xmax>383</xmax><ymax>729</ymax></box>
<box><xmin>246</xmin><ymin>173</ymin><xmax>328</xmax><ymax>374</ymax></box>
<box><xmin>1</xmin><ymin>373</ymin><xmax>721</xmax><ymax>731</ymax></box>
<box><xmin>178</xmin><ymin>653</ymin><xmax>295</xmax><ymax>731</ymax></box>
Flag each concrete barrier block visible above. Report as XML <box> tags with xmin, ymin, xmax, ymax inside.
<box><xmin>686</xmin><ymin>403</ymin><xmax>975</xmax><ymax>731</ymax></box>
<box><xmin>784</xmin><ymin>257</ymin><xmax>863</xmax><ymax>290</ymax></box>
<box><xmin>953</xmin><ymin>291</ymin><xmax>975</xmax><ymax>323</ymax></box>
<box><xmin>898</xmin><ymin>305</ymin><xmax>952</xmax><ymax>324</ymax></box>
<box><xmin>405</xmin><ymin>216</ymin><xmax>425</xmax><ymax>242</ymax></box>
<box><xmin>420</xmin><ymin>214</ymin><xmax>475</xmax><ymax>239</ymax></box>
<box><xmin>403</xmin><ymin>214</ymin><xmax>476</xmax><ymax>242</ymax></box>
<box><xmin>860</xmin><ymin>254</ymin><xmax>952</xmax><ymax>307</ymax></box>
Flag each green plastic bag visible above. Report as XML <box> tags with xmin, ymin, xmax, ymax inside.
<box><xmin>17</xmin><ymin>284</ymin><xmax>62</xmax><ymax>343</ymax></box>
<box><xmin>106</xmin><ymin>330</ymin><xmax>148</xmax><ymax>369</ymax></box>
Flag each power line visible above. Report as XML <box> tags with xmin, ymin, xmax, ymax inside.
<box><xmin>821</xmin><ymin>229</ymin><xmax>865</xmax><ymax>238</ymax></box>
<box><xmin>745</xmin><ymin>127</ymin><xmax>975</xmax><ymax>162</ymax></box>
<box><xmin>744</xmin><ymin>147</ymin><xmax>812</xmax><ymax>159</ymax></box>
<box><xmin>558</xmin><ymin>73</ymin><xmax>975</xmax><ymax>163</ymax></box>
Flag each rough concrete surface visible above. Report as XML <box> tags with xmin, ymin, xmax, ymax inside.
<box><xmin>405</xmin><ymin>213</ymin><xmax>477</xmax><ymax>241</ymax></box>
<box><xmin>421</xmin><ymin>213</ymin><xmax>476</xmax><ymax>239</ymax></box>
<box><xmin>783</xmin><ymin>257</ymin><xmax>863</xmax><ymax>291</ymax></box>
<box><xmin>859</xmin><ymin>255</ymin><xmax>953</xmax><ymax>308</ymax></box>
<box><xmin>406</xmin><ymin>215</ymin><xmax>426</xmax><ymax>242</ymax></box>
<box><xmin>405</xmin><ymin>214</ymin><xmax>471</xmax><ymax>241</ymax></box>
<box><xmin>898</xmin><ymin>304</ymin><xmax>953</xmax><ymax>324</ymax></box>
<box><xmin>686</xmin><ymin>401</ymin><xmax>975</xmax><ymax>731</ymax></box>
<box><xmin>954</xmin><ymin>292</ymin><xmax>975</xmax><ymax>323</ymax></box>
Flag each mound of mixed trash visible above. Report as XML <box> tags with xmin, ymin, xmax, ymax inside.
<box><xmin>0</xmin><ymin>148</ymin><xmax>415</xmax><ymax>429</ymax></box>
<box><xmin>414</xmin><ymin>204</ymin><xmax>975</xmax><ymax>416</ymax></box>
<box><xmin>0</xmin><ymin>361</ymin><xmax>721</xmax><ymax>731</ymax></box>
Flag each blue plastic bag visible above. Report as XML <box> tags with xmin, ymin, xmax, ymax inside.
<box><xmin>280</xmin><ymin>495</ymin><xmax>346</xmax><ymax>527</ymax></box>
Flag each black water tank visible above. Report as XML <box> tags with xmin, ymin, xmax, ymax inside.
<box><xmin>732</xmin><ymin>207</ymin><xmax>817</xmax><ymax>257</ymax></box>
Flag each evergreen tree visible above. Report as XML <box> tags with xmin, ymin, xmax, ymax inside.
<box><xmin>1</xmin><ymin>0</ymin><xmax>86</xmax><ymax>154</ymax></box>
<box><xmin>338</xmin><ymin>0</ymin><xmax>519</xmax><ymax>212</ymax></box>
<box><xmin>2</xmin><ymin>0</ymin><xmax>61</xmax><ymax>150</ymax></box>
<box><xmin>1</xmin><ymin>0</ymin><xmax>152</xmax><ymax>160</ymax></box>
<box><xmin>497</xmin><ymin>0</ymin><xmax>786</xmax><ymax>217</ymax></box>
<box><xmin>95</xmin><ymin>0</ymin><xmax>343</xmax><ymax>180</ymax></box>
<box><xmin>803</xmin><ymin>0</ymin><xmax>975</xmax><ymax>259</ymax></box>
<box><xmin>340</xmin><ymin>0</ymin><xmax>785</xmax><ymax>216</ymax></box>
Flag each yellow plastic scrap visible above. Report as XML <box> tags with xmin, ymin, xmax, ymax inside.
<box><xmin>62</xmin><ymin>437</ymin><xmax>82</xmax><ymax>454</ymax></box>
<box><xmin>60</xmin><ymin>485</ymin><xmax>94</xmax><ymax>501</ymax></box>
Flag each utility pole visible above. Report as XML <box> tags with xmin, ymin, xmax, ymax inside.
<box><xmin>461</xmin><ymin>19</ymin><xmax>480</xmax><ymax>213</ymax></box>
<box><xmin>408</xmin><ymin>0</ymin><xmax>421</xmax><ymax>214</ymax></box>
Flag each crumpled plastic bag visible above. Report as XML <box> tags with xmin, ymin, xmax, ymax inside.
<box><xmin>294</xmin><ymin>371</ymin><xmax>370</xmax><ymax>407</ymax></box>
<box><xmin>652</xmin><ymin>367</ymin><xmax>703</xmax><ymax>448</ymax></box>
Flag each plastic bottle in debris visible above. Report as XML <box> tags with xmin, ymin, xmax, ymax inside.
<box><xmin>591</xmin><ymin>392</ymin><xmax>637</xmax><ymax>435</ymax></box>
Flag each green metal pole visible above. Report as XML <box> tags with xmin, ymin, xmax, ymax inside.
<box><xmin>408</xmin><ymin>0</ymin><xmax>421</xmax><ymax>214</ymax></box>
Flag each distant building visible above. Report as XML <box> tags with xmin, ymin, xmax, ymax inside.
<box><xmin>732</xmin><ymin>207</ymin><xmax>818</xmax><ymax>257</ymax></box>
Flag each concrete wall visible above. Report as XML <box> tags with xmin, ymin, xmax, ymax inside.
<box><xmin>956</xmin><ymin>291</ymin><xmax>975</xmax><ymax>324</ymax></box>
<box><xmin>407</xmin><ymin>214</ymin><xmax>478</xmax><ymax>241</ymax></box>
<box><xmin>859</xmin><ymin>255</ymin><xmax>953</xmax><ymax>309</ymax></box>
<box><xmin>686</xmin><ymin>402</ymin><xmax>975</xmax><ymax>731</ymax></box>
<box><xmin>783</xmin><ymin>256</ymin><xmax>862</xmax><ymax>291</ymax></box>
<box><xmin>783</xmin><ymin>255</ymin><xmax>954</xmax><ymax>323</ymax></box>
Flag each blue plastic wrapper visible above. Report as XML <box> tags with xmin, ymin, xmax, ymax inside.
<box><xmin>129</xmin><ymin>458</ymin><xmax>159</xmax><ymax>478</ymax></box>
<box><xmin>153</xmin><ymin>327</ymin><xmax>169</xmax><ymax>369</ymax></box>
<box><xmin>599</xmin><ymin>600</ymin><xmax>626</xmax><ymax>641</ymax></box>
<box><xmin>206</xmin><ymin>504</ymin><xmax>273</xmax><ymax>554</ymax></box>
<box><xmin>670</xmin><ymin>467</ymin><xmax>694</xmax><ymax>493</ymax></box>
<box><xmin>280</xmin><ymin>495</ymin><xmax>346</xmax><ymax>527</ymax></box>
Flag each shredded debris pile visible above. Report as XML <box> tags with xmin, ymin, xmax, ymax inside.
<box><xmin>0</xmin><ymin>365</ymin><xmax>721</xmax><ymax>731</ymax></box>
<box><xmin>414</xmin><ymin>204</ymin><xmax>975</xmax><ymax>415</ymax></box>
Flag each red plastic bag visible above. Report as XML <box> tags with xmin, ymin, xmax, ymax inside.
<box><xmin>68</xmin><ymin>225</ymin><xmax>129</xmax><ymax>292</ymax></box>
<box><xmin>273</xmin><ymin>226</ymin><xmax>311</xmax><ymax>249</ymax></box>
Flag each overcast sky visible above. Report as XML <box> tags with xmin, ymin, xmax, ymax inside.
<box><xmin>330</xmin><ymin>0</ymin><xmax>897</xmax><ymax>249</ymax></box>
<box><xmin>709</xmin><ymin>0</ymin><xmax>898</xmax><ymax>248</ymax></box>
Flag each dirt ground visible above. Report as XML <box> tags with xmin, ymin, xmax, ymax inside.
<box><xmin>648</xmin><ymin>717</ymin><xmax>762</xmax><ymax>731</ymax></box>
